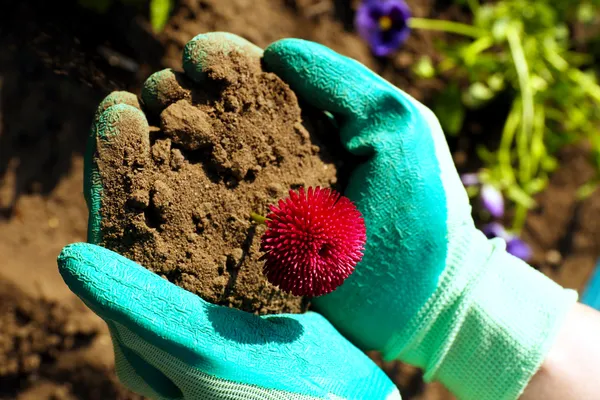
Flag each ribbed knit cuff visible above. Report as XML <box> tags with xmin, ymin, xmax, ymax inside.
<box><xmin>384</xmin><ymin>229</ymin><xmax>577</xmax><ymax>400</ymax></box>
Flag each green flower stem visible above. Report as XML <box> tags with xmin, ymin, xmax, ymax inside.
<box><xmin>544</xmin><ymin>46</ymin><xmax>569</xmax><ymax>72</ymax></box>
<box><xmin>545</xmin><ymin>48</ymin><xmax>600</xmax><ymax>105</ymax></box>
<box><xmin>466</xmin><ymin>0</ymin><xmax>480</xmax><ymax>14</ymax></box>
<box><xmin>569</xmin><ymin>69</ymin><xmax>600</xmax><ymax>103</ymax></box>
<box><xmin>462</xmin><ymin>36</ymin><xmax>494</xmax><ymax>63</ymax></box>
<box><xmin>408</xmin><ymin>18</ymin><xmax>487</xmax><ymax>39</ymax></box>
<box><xmin>250</xmin><ymin>212</ymin><xmax>267</xmax><ymax>225</ymax></box>
<box><xmin>513</xmin><ymin>202</ymin><xmax>528</xmax><ymax>232</ymax></box>
<box><xmin>498</xmin><ymin>101</ymin><xmax>520</xmax><ymax>184</ymax></box>
<box><xmin>530</xmin><ymin>105</ymin><xmax>546</xmax><ymax>179</ymax></box>
<box><xmin>506</xmin><ymin>26</ymin><xmax>535</xmax><ymax>185</ymax></box>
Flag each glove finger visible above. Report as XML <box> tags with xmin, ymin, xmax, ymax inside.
<box><xmin>141</xmin><ymin>68</ymin><xmax>194</xmax><ymax>115</ymax></box>
<box><xmin>85</xmin><ymin>102</ymin><xmax>150</xmax><ymax>244</ymax></box>
<box><xmin>85</xmin><ymin>92</ymin><xmax>141</xmax><ymax>207</ymax></box>
<box><xmin>264</xmin><ymin>38</ymin><xmax>404</xmax><ymax>119</ymax></box>
<box><xmin>182</xmin><ymin>32</ymin><xmax>263</xmax><ymax>83</ymax></box>
<box><xmin>92</xmin><ymin>91</ymin><xmax>142</xmax><ymax>123</ymax></box>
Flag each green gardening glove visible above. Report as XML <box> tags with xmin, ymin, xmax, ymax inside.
<box><xmin>57</xmin><ymin>33</ymin><xmax>401</xmax><ymax>400</ymax></box>
<box><xmin>262</xmin><ymin>40</ymin><xmax>578</xmax><ymax>400</ymax></box>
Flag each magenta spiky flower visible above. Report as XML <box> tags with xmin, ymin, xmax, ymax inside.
<box><xmin>259</xmin><ymin>186</ymin><xmax>366</xmax><ymax>297</ymax></box>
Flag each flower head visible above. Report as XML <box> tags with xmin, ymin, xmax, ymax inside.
<box><xmin>355</xmin><ymin>0</ymin><xmax>411</xmax><ymax>57</ymax></box>
<box><xmin>482</xmin><ymin>222</ymin><xmax>532</xmax><ymax>261</ymax></box>
<box><xmin>260</xmin><ymin>186</ymin><xmax>366</xmax><ymax>297</ymax></box>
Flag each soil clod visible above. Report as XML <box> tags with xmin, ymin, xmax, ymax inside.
<box><xmin>97</xmin><ymin>50</ymin><xmax>338</xmax><ymax>314</ymax></box>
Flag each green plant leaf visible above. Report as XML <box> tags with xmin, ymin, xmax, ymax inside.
<box><xmin>433</xmin><ymin>83</ymin><xmax>465</xmax><ymax>135</ymax></box>
<box><xmin>523</xmin><ymin>176</ymin><xmax>548</xmax><ymax>195</ymax></box>
<box><xmin>506</xmin><ymin>185</ymin><xmax>536</xmax><ymax>208</ymax></box>
<box><xmin>466</xmin><ymin>185</ymin><xmax>480</xmax><ymax>199</ymax></box>
<box><xmin>150</xmin><ymin>0</ymin><xmax>173</xmax><ymax>32</ymax></box>
<box><xmin>413</xmin><ymin>56</ymin><xmax>436</xmax><ymax>79</ymax></box>
<box><xmin>577</xmin><ymin>2</ymin><xmax>596</xmax><ymax>23</ymax></box>
<box><xmin>462</xmin><ymin>82</ymin><xmax>495</xmax><ymax>108</ymax></box>
<box><xmin>576</xmin><ymin>181</ymin><xmax>599</xmax><ymax>200</ymax></box>
<box><xmin>476</xmin><ymin>146</ymin><xmax>497</xmax><ymax>164</ymax></box>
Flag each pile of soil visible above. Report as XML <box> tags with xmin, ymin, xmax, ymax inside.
<box><xmin>97</xmin><ymin>50</ymin><xmax>338</xmax><ymax>314</ymax></box>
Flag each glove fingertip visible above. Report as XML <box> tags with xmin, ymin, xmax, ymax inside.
<box><xmin>183</xmin><ymin>32</ymin><xmax>263</xmax><ymax>83</ymax></box>
<box><xmin>57</xmin><ymin>243</ymin><xmax>103</xmax><ymax>296</ymax></box>
<box><xmin>141</xmin><ymin>68</ymin><xmax>190</xmax><ymax>115</ymax></box>
<box><xmin>94</xmin><ymin>91</ymin><xmax>141</xmax><ymax>124</ymax></box>
<box><xmin>264</xmin><ymin>38</ymin><xmax>377</xmax><ymax>117</ymax></box>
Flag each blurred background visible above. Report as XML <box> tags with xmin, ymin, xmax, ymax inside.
<box><xmin>1</xmin><ymin>0</ymin><xmax>600</xmax><ymax>398</ymax></box>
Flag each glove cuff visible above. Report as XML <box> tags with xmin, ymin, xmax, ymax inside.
<box><xmin>385</xmin><ymin>229</ymin><xmax>577</xmax><ymax>400</ymax></box>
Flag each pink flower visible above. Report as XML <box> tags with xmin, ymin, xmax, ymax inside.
<box><xmin>260</xmin><ymin>187</ymin><xmax>366</xmax><ymax>297</ymax></box>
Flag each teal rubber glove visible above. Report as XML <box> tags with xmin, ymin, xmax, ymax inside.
<box><xmin>58</xmin><ymin>33</ymin><xmax>401</xmax><ymax>400</ymax></box>
<box><xmin>262</xmin><ymin>40</ymin><xmax>578</xmax><ymax>400</ymax></box>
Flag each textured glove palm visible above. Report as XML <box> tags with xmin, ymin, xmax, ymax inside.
<box><xmin>263</xmin><ymin>39</ymin><xmax>577</xmax><ymax>400</ymax></box>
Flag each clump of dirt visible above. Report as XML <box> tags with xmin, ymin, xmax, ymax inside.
<box><xmin>97</xmin><ymin>49</ymin><xmax>339</xmax><ymax>315</ymax></box>
<box><xmin>0</xmin><ymin>280</ymin><xmax>121</xmax><ymax>399</ymax></box>
<box><xmin>0</xmin><ymin>281</ymin><xmax>89</xmax><ymax>385</ymax></box>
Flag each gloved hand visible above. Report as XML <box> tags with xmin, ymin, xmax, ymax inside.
<box><xmin>57</xmin><ymin>33</ymin><xmax>401</xmax><ymax>400</ymax></box>
<box><xmin>263</xmin><ymin>39</ymin><xmax>578</xmax><ymax>399</ymax></box>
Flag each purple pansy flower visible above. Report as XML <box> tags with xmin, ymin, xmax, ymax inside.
<box><xmin>355</xmin><ymin>0</ymin><xmax>411</xmax><ymax>57</ymax></box>
<box><xmin>480</xmin><ymin>184</ymin><xmax>504</xmax><ymax>218</ymax></box>
<box><xmin>482</xmin><ymin>222</ymin><xmax>532</xmax><ymax>261</ymax></box>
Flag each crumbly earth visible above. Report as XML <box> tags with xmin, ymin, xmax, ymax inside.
<box><xmin>0</xmin><ymin>279</ymin><xmax>142</xmax><ymax>400</ymax></box>
<box><xmin>97</xmin><ymin>50</ymin><xmax>338</xmax><ymax>315</ymax></box>
<box><xmin>0</xmin><ymin>280</ymin><xmax>93</xmax><ymax>389</ymax></box>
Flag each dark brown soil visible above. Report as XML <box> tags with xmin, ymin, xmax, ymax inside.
<box><xmin>0</xmin><ymin>280</ymin><xmax>94</xmax><ymax>391</ymax></box>
<box><xmin>97</xmin><ymin>49</ymin><xmax>338</xmax><ymax>314</ymax></box>
<box><xmin>0</xmin><ymin>280</ymin><xmax>142</xmax><ymax>400</ymax></box>
<box><xmin>523</xmin><ymin>144</ymin><xmax>600</xmax><ymax>292</ymax></box>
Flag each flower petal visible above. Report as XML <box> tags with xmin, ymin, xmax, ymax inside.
<box><xmin>460</xmin><ymin>173</ymin><xmax>480</xmax><ymax>186</ymax></box>
<box><xmin>506</xmin><ymin>238</ymin><xmax>532</xmax><ymax>261</ymax></box>
<box><xmin>482</xmin><ymin>222</ymin><xmax>510</xmax><ymax>240</ymax></box>
<box><xmin>387</xmin><ymin>1</ymin><xmax>412</xmax><ymax>23</ymax></box>
<box><xmin>480</xmin><ymin>184</ymin><xmax>504</xmax><ymax>218</ymax></box>
<box><xmin>355</xmin><ymin>1</ymin><xmax>383</xmax><ymax>38</ymax></box>
<box><xmin>372</xmin><ymin>38</ymin><xmax>399</xmax><ymax>57</ymax></box>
